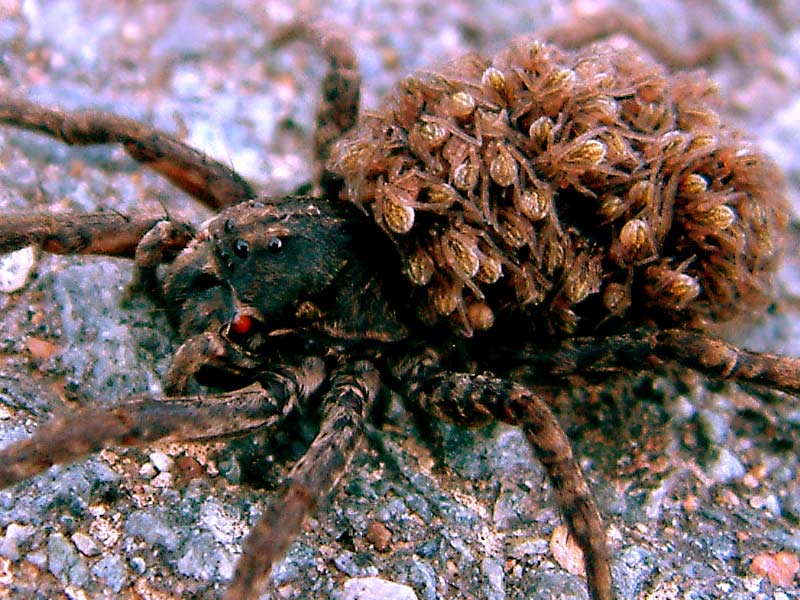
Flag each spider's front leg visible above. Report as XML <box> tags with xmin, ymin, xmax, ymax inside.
<box><xmin>0</xmin><ymin>211</ymin><xmax>191</xmax><ymax>258</ymax></box>
<box><xmin>399</xmin><ymin>351</ymin><xmax>614</xmax><ymax>600</ymax></box>
<box><xmin>0</xmin><ymin>94</ymin><xmax>255</xmax><ymax>210</ymax></box>
<box><xmin>225</xmin><ymin>360</ymin><xmax>380</xmax><ymax>600</ymax></box>
<box><xmin>0</xmin><ymin>357</ymin><xmax>325</xmax><ymax>489</ymax></box>
<box><xmin>0</xmin><ymin>207</ymin><xmax>196</xmax><ymax>298</ymax></box>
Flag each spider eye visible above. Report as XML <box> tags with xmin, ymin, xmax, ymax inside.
<box><xmin>233</xmin><ymin>239</ymin><xmax>250</xmax><ymax>258</ymax></box>
<box><xmin>267</xmin><ymin>236</ymin><xmax>283</xmax><ymax>252</ymax></box>
<box><xmin>230</xmin><ymin>312</ymin><xmax>254</xmax><ymax>336</ymax></box>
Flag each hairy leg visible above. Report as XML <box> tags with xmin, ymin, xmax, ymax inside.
<box><xmin>164</xmin><ymin>332</ymin><xmax>269</xmax><ymax>395</ymax></box>
<box><xmin>0</xmin><ymin>94</ymin><xmax>256</xmax><ymax>211</ymax></box>
<box><xmin>0</xmin><ymin>357</ymin><xmax>325</xmax><ymax>489</ymax></box>
<box><xmin>0</xmin><ymin>211</ymin><xmax>192</xmax><ymax>257</ymax></box>
<box><xmin>539</xmin><ymin>6</ymin><xmax>763</xmax><ymax>69</ymax></box>
<box><xmin>225</xmin><ymin>360</ymin><xmax>379</xmax><ymax>600</ymax></box>
<box><xmin>0</xmin><ymin>209</ymin><xmax>196</xmax><ymax>299</ymax></box>
<box><xmin>400</xmin><ymin>351</ymin><xmax>613</xmax><ymax>600</ymax></box>
<box><xmin>511</xmin><ymin>327</ymin><xmax>800</xmax><ymax>395</ymax></box>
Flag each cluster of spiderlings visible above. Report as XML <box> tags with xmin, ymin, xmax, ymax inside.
<box><xmin>328</xmin><ymin>37</ymin><xmax>789</xmax><ymax>336</ymax></box>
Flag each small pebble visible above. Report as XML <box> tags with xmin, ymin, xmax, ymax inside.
<box><xmin>176</xmin><ymin>455</ymin><xmax>205</xmax><ymax>481</ymax></box>
<box><xmin>366</xmin><ymin>521</ymin><xmax>392</xmax><ymax>552</ymax></box>
<box><xmin>343</xmin><ymin>576</ymin><xmax>418</xmax><ymax>600</ymax></box>
<box><xmin>550</xmin><ymin>524</ymin><xmax>586</xmax><ymax>577</ymax></box>
<box><xmin>71</xmin><ymin>533</ymin><xmax>100</xmax><ymax>557</ymax></box>
<box><xmin>149</xmin><ymin>451</ymin><xmax>173</xmax><ymax>473</ymax></box>
<box><xmin>150</xmin><ymin>472</ymin><xmax>172</xmax><ymax>488</ymax></box>
<box><xmin>130</xmin><ymin>556</ymin><xmax>146</xmax><ymax>575</ymax></box>
<box><xmin>0</xmin><ymin>247</ymin><xmax>36</xmax><ymax>292</ymax></box>
<box><xmin>750</xmin><ymin>551</ymin><xmax>800</xmax><ymax>587</ymax></box>
<box><xmin>138</xmin><ymin>463</ymin><xmax>157</xmax><ymax>479</ymax></box>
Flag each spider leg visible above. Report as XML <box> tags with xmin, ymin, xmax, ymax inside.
<box><xmin>400</xmin><ymin>351</ymin><xmax>613</xmax><ymax>600</ymax></box>
<box><xmin>514</xmin><ymin>327</ymin><xmax>800</xmax><ymax>395</ymax></box>
<box><xmin>128</xmin><ymin>219</ymin><xmax>197</xmax><ymax>295</ymax></box>
<box><xmin>539</xmin><ymin>6</ymin><xmax>764</xmax><ymax>69</ymax></box>
<box><xmin>273</xmin><ymin>22</ymin><xmax>361</xmax><ymax>189</ymax></box>
<box><xmin>0</xmin><ymin>94</ymin><xmax>256</xmax><ymax>211</ymax></box>
<box><xmin>224</xmin><ymin>360</ymin><xmax>380</xmax><ymax>600</ymax></box>
<box><xmin>0</xmin><ymin>211</ymin><xmax>191</xmax><ymax>257</ymax></box>
<box><xmin>164</xmin><ymin>332</ymin><xmax>267</xmax><ymax>395</ymax></box>
<box><xmin>0</xmin><ymin>209</ymin><xmax>196</xmax><ymax>299</ymax></box>
<box><xmin>0</xmin><ymin>358</ymin><xmax>325</xmax><ymax>489</ymax></box>
<box><xmin>402</xmin><ymin>353</ymin><xmax>614</xmax><ymax>600</ymax></box>
<box><xmin>656</xmin><ymin>329</ymin><xmax>800</xmax><ymax>393</ymax></box>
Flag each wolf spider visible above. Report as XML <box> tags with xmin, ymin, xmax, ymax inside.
<box><xmin>0</xmin><ymin>9</ymin><xmax>799</xmax><ymax>600</ymax></box>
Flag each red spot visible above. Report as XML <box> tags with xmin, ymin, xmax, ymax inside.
<box><xmin>231</xmin><ymin>313</ymin><xmax>253</xmax><ymax>336</ymax></box>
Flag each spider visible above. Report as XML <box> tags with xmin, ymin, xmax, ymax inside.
<box><xmin>0</xmin><ymin>3</ymin><xmax>799</xmax><ymax>600</ymax></box>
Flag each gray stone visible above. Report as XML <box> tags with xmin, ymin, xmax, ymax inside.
<box><xmin>705</xmin><ymin>448</ymin><xmax>746</xmax><ymax>484</ymax></box>
<box><xmin>612</xmin><ymin>546</ymin><xmax>655</xmax><ymax>600</ymax></box>
<box><xmin>0</xmin><ymin>523</ymin><xmax>34</xmax><ymax>561</ymax></box>
<box><xmin>526</xmin><ymin>572</ymin><xmax>589</xmax><ymax>600</ymax></box>
<box><xmin>92</xmin><ymin>553</ymin><xmax>128</xmax><ymax>592</ymax></box>
<box><xmin>342</xmin><ymin>577</ymin><xmax>418</xmax><ymax>600</ymax></box>
<box><xmin>71</xmin><ymin>532</ymin><xmax>101</xmax><ymax>557</ymax></box>
<box><xmin>405</xmin><ymin>559</ymin><xmax>437</xmax><ymax>600</ymax></box>
<box><xmin>176</xmin><ymin>532</ymin><xmax>234</xmax><ymax>582</ymax></box>
<box><xmin>198</xmin><ymin>497</ymin><xmax>237</xmax><ymax>545</ymax></box>
<box><xmin>697</xmin><ymin>409</ymin><xmax>730</xmax><ymax>445</ymax></box>
<box><xmin>481</xmin><ymin>557</ymin><xmax>506</xmax><ymax>600</ymax></box>
<box><xmin>149</xmin><ymin>451</ymin><xmax>173</xmax><ymax>473</ymax></box>
<box><xmin>124</xmin><ymin>508</ymin><xmax>181</xmax><ymax>551</ymax></box>
<box><xmin>47</xmin><ymin>532</ymin><xmax>89</xmax><ymax>587</ymax></box>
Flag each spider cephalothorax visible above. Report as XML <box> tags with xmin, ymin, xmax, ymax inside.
<box><xmin>159</xmin><ymin>196</ymin><xmax>410</xmax><ymax>393</ymax></box>
<box><xmin>0</xmin><ymin>11</ymin><xmax>798</xmax><ymax>600</ymax></box>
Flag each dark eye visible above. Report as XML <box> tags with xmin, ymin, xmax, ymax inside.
<box><xmin>233</xmin><ymin>239</ymin><xmax>250</xmax><ymax>258</ymax></box>
<box><xmin>267</xmin><ymin>236</ymin><xmax>282</xmax><ymax>252</ymax></box>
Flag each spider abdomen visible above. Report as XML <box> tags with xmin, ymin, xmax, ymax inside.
<box><xmin>329</xmin><ymin>38</ymin><xmax>789</xmax><ymax>337</ymax></box>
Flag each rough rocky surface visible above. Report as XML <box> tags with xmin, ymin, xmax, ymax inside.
<box><xmin>0</xmin><ymin>1</ymin><xmax>799</xmax><ymax>599</ymax></box>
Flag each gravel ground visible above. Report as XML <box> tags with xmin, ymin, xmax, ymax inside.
<box><xmin>0</xmin><ymin>1</ymin><xmax>799</xmax><ymax>599</ymax></box>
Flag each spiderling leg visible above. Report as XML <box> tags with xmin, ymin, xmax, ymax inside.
<box><xmin>0</xmin><ymin>94</ymin><xmax>255</xmax><ymax>211</ymax></box>
<box><xmin>400</xmin><ymin>351</ymin><xmax>613</xmax><ymax>600</ymax></box>
<box><xmin>0</xmin><ymin>358</ymin><xmax>325</xmax><ymax>489</ymax></box>
<box><xmin>224</xmin><ymin>360</ymin><xmax>380</xmax><ymax>600</ymax></box>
